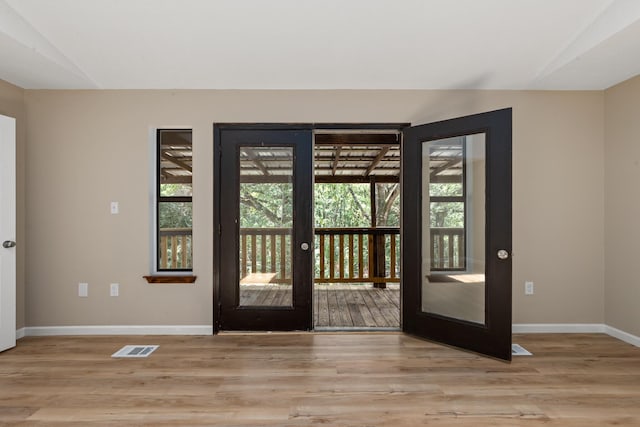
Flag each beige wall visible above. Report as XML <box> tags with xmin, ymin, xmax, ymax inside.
<box><xmin>23</xmin><ymin>89</ymin><xmax>606</xmax><ymax>327</ymax></box>
<box><xmin>0</xmin><ymin>80</ymin><xmax>26</xmax><ymax>330</ymax></box>
<box><xmin>604</xmin><ymin>75</ymin><xmax>640</xmax><ymax>336</ymax></box>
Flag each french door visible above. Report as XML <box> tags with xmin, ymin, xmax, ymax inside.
<box><xmin>402</xmin><ymin>108</ymin><xmax>513</xmax><ymax>361</ymax></box>
<box><xmin>214</xmin><ymin>113</ymin><xmax>512</xmax><ymax>361</ymax></box>
<box><xmin>215</xmin><ymin>127</ymin><xmax>314</xmax><ymax>331</ymax></box>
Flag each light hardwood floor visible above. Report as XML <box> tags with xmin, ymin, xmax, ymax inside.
<box><xmin>0</xmin><ymin>333</ymin><xmax>639</xmax><ymax>426</ymax></box>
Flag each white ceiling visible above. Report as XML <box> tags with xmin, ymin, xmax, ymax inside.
<box><xmin>1</xmin><ymin>0</ymin><xmax>640</xmax><ymax>90</ymax></box>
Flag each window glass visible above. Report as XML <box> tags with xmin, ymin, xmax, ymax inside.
<box><xmin>157</xmin><ymin>129</ymin><xmax>192</xmax><ymax>271</ymax></box>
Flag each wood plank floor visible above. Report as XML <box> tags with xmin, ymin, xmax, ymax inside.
<box><xmin>314</xmin><ymin>284</ymin><xmax>400</xmax><ymax>328</ymax></box>
<box><xmin>240</xmin><ymin>284</ymin><xmax>400</xmax><ymax>328</ymax></box>
<box><xmin>1</xmin><ymin>333</ymin><xmax>639</xmax><ymax>426</ymax></box>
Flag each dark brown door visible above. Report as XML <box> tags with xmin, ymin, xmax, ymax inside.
<box><xmin>402</xmin><ymin>109</ymin><xmax>512</xmax><ymax>360</ymax></box>
<box><xmin>216</xmin><ymin>128</ymin><xmax>313</xmax><ymax>331</ymax></box>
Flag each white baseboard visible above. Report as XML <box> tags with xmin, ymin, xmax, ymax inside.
<box><xmin>605</xmin><ymin>325</ymin><xmax>640</xmax><ymax>347</ymax></box>
<box><xmin>24</xmin><ymin>325</ymin><xmax>213</xmax><ymax>336</ymax></box>
<box><xmin>513</xmin><ymin>323</ymin><xmax>639</xmax><ymax>347</ymax></box>
<box><xmin>513</xmin><ymin>323</ymin><xmax>606</xmax><ymax>334</ymax></box>
<box><xmin>17</xmin><ymin>323</ymin><xmax>639</xmax><ymax>348</ymax></box>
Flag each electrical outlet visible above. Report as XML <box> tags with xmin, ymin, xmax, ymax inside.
<box><xmin>525</xmin><ymin>281</ymin><xmax>534</xmax><ymax>295</ymax></box>
<box><xmin>79</xmin><ymin>282</ymin><xmax>88</xmax><ymax>297</ymax></box>
<box><xmin>110</xmin><ymin>283</ymin><xmax>119</xmax><ymax>297</ymax></box>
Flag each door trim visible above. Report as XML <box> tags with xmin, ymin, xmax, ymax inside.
<box><xmin>213</xmin><ymin>123</ymin><xmax>407</xmax><ymax>333</ymax></box>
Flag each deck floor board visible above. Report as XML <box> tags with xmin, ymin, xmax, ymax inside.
<box><xmin>240</xmin><ymin>284</ymin><xmax>400</xmax><ymax>328</ymax></box>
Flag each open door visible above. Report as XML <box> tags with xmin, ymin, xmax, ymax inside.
<box><xmin>0</xmin><ymin>114</ymin><xmax>16</xmax><ymax>353</ymax></box>
<box><xmin>402</xmin><ymin>109</ymin><xmax>512</xmax><ymax>361</ymax></box>
<box><xmin>216</xmin><ymin>127</ymin><xmax>314</xmax><ymax>331</ymax></box>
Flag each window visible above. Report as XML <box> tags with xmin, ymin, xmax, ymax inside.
<box><xmin>428</xmin><ymin>136</ymin><xmax>466</xmax><ymax>271</ymax></box>
<box><xmin>156</xmin><ymin>129</ymin><xmax>193</xmax><ymax>271</ymax></box>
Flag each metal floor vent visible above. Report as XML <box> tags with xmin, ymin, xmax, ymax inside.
<box><xmin>512</xmin><ymin>343</ymin><xmax>532</xmax><ymax>356</ymax></box>
<box><xmin>112</xmin><ymin>345</ymin><xmax>159</xmax><ymax>358</ymax></box>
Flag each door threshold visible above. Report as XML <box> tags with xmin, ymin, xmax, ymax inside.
<box><xmin>217</xmin><ymin>330</ymin><xmax>310</xmax><ymax>335</ymax></box>
<box><xmin>217</xmin><ymin>327</ymin><xmax>401</xmax><ymax>334</ymax></box>
<box><xmin>314</xmin><ymin>326</ymin><xmax>401</xmax><ymax>332</ymax></box>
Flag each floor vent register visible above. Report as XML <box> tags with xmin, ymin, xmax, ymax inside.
<box><xmin>511</xmin><ymin>343</ymin><xmax>532</xmax><ymax>356</ymax></box>
<box><xmin>111</xmin><ymin>345</ymin><xmax>159</xmax><ymax>358</ymax></box>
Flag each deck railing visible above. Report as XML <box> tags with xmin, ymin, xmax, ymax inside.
<box><xmin>160</xmin><ymin>226</ymin><xmax>465</xmax><ymax>277</ymax></box>
<box><xmin>237</xmin><ymin>227</ymin><xmax>400</xmax><ymax>288</ymax></box>
<box><xmin>159</xmin><ymin>228</ymin><xmax>193</xmax><ymax>269</ymax></box>
<box><xmin>430</xmin><ymin>227</ymin><xmax>465</xmax><ymax>271</ymax></box>
<box><xmin>239</xmin><ymin>228</ymin><xmax>293</xmax><ymax>284</ymax></box>
<box><xmin>315</xmin><ymin>227</ymin><xmax>400</xmax><ymax>288</ymax></box>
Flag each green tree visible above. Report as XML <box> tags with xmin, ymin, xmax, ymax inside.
<box><xmin>159</xmin><ymin>184</ymin><xmax>192</xmax><ymax>229</ymax></box>
<box><xmin>375</xmin><ymin>183</ymin><xmax>400</xmax><ymax>227</ymax></box>
<box><xmin>240</xmin><ymin>183</ymin><xmax>293</xmax><ymax>227</ymax></box>
<box><xmin>314</xmin><ymin>184</ymin><xmax>370</xmax><ymax>227</ymax></box>
<box><xmin>429</xmin><ymin>182</ymin><xmax>464</xmax><ymax>227</ymax></box>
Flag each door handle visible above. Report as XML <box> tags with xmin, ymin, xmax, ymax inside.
<box><xmin>497</xmin><ymin>249</ymin><xmax>509</xmax><ymax>260</ymax></box>
<box><xmin>300</xmin><ymin>242</ymin><xmax>310</xmax><ymax>251</ymax></box>
<box><xmin>2</xmin><ymin>240</ymin><xmax>16</xmax><ymax>248</ymax></box>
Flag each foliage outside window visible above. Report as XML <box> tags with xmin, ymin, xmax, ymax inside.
<box><xmin>375</xmin><ymin>183</ymin><xmax>400</xmax><ymax>227</ymax></box>
<box><xmin>242</xmin><ymin>182</ymin><xmax>401</xmax><ymax>229</ymax></box>
<box><xmin>240</xmin><ymin>183</ymin><xmax>293</xmax><ymax>228</ymax></box>
<box><xmin>313</xmin><ymin>182</ymin><xmax>400</xmax><ymax>279</ymax></box>
<box><xmin>314</xmin><ymin>183</ymin><xmax>400</xmax><ymax>228</ymax></box>
<box><xmin>157</xmin><ymin>129</ymin><xmax>193</xmax><ymax>271</ymax></box>
<box><xmin>315</xmin><ymin>184</ymin><xmax>370</xmax><ymax>227</ymax></box>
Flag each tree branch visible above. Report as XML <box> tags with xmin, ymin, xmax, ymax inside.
<box><xmin>240</xmin><ymin>192</ymin><xmax>281</xmax><ymax>224</ymax></box>
<box><xmin>380</xmin><ymin>183</ymin><xmax>399</xmax><ymax>225</ymax></box>
<box><xmin>347</xmin><ymin>186</ymin><xmax>370</xmax><ymax>223</ymax></box>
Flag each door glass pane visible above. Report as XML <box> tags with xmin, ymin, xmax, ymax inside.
<box><xmin>421</xmin><ymin>134</ymin><xmax>486</xmax><ymax>324</ymax></box>
<box><xmin>238</xmin><ymin>146</ymin><xmax>293</xmax><ymax>307</ymax></box>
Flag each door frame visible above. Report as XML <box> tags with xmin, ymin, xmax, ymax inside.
<box><xmin>212</xmin><ymin>123</ymin><xmax>407</xmax><ymax>333</ymax></box>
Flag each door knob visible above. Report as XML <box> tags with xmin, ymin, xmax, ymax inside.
<box><xmin>300</xmin><ymin>242</ymin><xmax>309</xmax><ymax>251</ymax></box>
<box><xmin>2</xmin><ymin>240</ymin><xmax>16</xmax><ymax>248</ymax></box>
<box><xmin>497</xmin><ymin>249</ymin><xmax>509</xmax><ymax>260</ymax></box>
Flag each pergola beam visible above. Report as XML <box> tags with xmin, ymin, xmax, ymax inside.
<box><xmin>364</xmin><ymin>146</ymin><xmax>390</xmax><ymax>177</ymax></box>
<box><xmin>242</xmin><ymin>148</ymin><xmax>271</xmax><ymax>176</ymax></box>
<box><xmin>161</xmin><ymin>152</ymin><xmax>192</xmax><ymax>173</ymax></box>
<box><xmin>331</xmin><ymin>147</ymin><xmax>342</xmax><ymax>176</ymax></box>
<box><xmin>429</xmin><ymin>158</ymin><xmax>461</xmax><ymax>180</ymax></box>
<box><xmin>161</xmin><ymin>175</ymin><xmax>193</xmax><ymax>184</ymax></box>
<box><xmin>314</xmin><ymin>133</ymin><xmax>398</xmax><ymax>145</ymax></box>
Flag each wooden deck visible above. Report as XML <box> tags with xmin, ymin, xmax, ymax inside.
<box><xmin>314</xmin><ymin>284</ymin><xmax>399</xmax><ymax>328</ymax></box>
<box><xmin>239</xmin><ymin>284</ymin><xmax>400</xmax><ymax>328</ymax></box>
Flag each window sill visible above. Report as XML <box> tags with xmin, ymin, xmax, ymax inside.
<box><xmin>143</xmin><ymin>275</ymin><xmax>197</xmax><ymax>284</ymax></box>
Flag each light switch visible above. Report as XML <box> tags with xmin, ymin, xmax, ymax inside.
<box><xmin>525</xmin><ymin>281</ymin><xmax>534</xmax><ymax>295</ymax></box>
<box><xmin>110</xmin><ymin>283</ymin><xmax>119</xmax><ymax>297</ymax></box>
<box><xmin>110</xmin><ymin>201</ymin><xmax>119</xmax><ymax>214</ymax></box>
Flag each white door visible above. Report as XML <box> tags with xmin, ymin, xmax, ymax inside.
<box><xmin>0</xmin><ymin>114</ymin><xmax>16</xmax><ymax>352</ymax></box>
